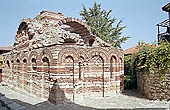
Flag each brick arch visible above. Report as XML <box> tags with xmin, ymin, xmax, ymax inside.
<box><xmin>119</xmin><ymin>57</ymin><xmax>123</xmax><ymax>63</ymax></box>
<box><xmin>108</xmin><ymin>53</ymin><xmax>119</xmax><ymax>63</ymax></box>
<box><xmin>91</xmin><ymin>54</ymin><xmax>104</xmax><ymax>63</ymax></box>
<box><xmin>21</xmin><ymin>53</ymin><xmax>28</xmax><ymax>63</ymax></box>
<box><xmin>10</xmin><ymin>54</ymin><xmax>18</xmax><ymax>64</ymax></box>
<box><xmin>87</xmin><ymin>48</ymin><xmax>108</xmax><ymax>62</ymax></box>
<box><xmin>15</xmin><ymin>53</ymin><xmax>21</xmax><ymax>64</ymax></box>
<box><xmin>17</xmin><ymin>21</ymin><xmax>28</xmax><ymax>34</ymax></box>
<box><xmin>6</xmin><ymin>60</ymin><xmax>10</xmax><ymax>68</ymax></box>
<box><xmin>108</xmin><ymin>47</ymin><xmax>123</xmax><ymax>61</ymax></box>
<box><xmin>60</xmin><ymin>51</ymin><xmax>77</xmax><ymax>64</ymax></box>
<box><xmin>119</xmin><ymin>57</ymin><xmax>124</xmax><ymax>72</ymax></box>
<box><xmin>58</xmin><ymin>47</ymin><xmax>77</xmax><ymax>63</ymax></box>
<box><xmin>3</xmin><ymin>54</ymin><xmax>10</xmax><ymax>64</ymax></box>
<box><xmin>15</xmin><ymin>21</ymin><xmax>28</xmax><ymax>47</ymax></box>
<box><xmin>57</xmin><ymin>17</ymin><xmax>95</xmax><ymax>39</ymax></box>
<box><xmin>108</xmin><ymin>49</ymin><xmax>119</xmax><ymax>59</ymax></box>
<box><xmin>110</xmin><ymin>55</ymin><xmax>118</xmax><ymax>78</ymax></box>
<box><xmin>15</xmin><ymin>55</ymin><xmax>21</xmax><ymax>71</ymax></box>
<box><xmin>77</xmin><ymin>48</ymin><xmax>88</xmax><ymax>62</ymax></box>
<box><xmin>40</xmin><ymin>49</ymin><xmax>53</xmax><ymax>63</ymax></box>
<box><xmin>28</xmin><ymin>51</ymin><xmax>38</xmax><ymax>65</ymax></box>
<box><xmin>10</xmin><ymin>55</ymin><xmax>15</xmax><ymax>64</ymax></box>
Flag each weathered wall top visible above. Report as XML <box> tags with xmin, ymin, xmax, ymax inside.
<box><xmin>13</xmin><ymin>11</ymin><xmax>111</xmax><ymax>53</ymax></box>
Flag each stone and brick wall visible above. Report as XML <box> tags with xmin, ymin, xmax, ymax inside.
<box><xmin>2</xmin><ymin>11</ymin><xmax>124</xmax><ymax>103</ymax></box>
<box><xmin>137</xmin><ymin>72</ymin><xmax>170</xmax><ymax>100</ymax></box>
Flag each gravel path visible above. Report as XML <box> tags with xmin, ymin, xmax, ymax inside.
<box><xmin>0</xmin><ymin>85</ymin><xmax>170</xmax><ymax>110</ymax></box>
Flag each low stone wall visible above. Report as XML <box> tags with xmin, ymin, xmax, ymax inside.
<box><xmin>137</xmin><ymin>72</ymin><xmax>170</xmax><ymax>100</ymax></box>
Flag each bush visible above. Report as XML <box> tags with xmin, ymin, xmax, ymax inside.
<box><xmin>124</xmin><ymin>42</ymin><xmax>170</xmax><ymax>89</ymax></box>
<box><xmin>135</xmin><ymin>42</ymin><xmax>170</xmax><ymax>75</ymax></box>
<box><xmin>124</xmin><ymin>74</ymin><xmax>137</xmax><ymax>90</ymax></box>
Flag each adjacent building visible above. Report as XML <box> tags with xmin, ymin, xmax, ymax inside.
<box><xmin>0</xmin><ymin>46</ymin><xmax>12</xmax><ymax>83</ymax></box>
<box><xmin>157</xmin><ymin>2</ymin><xmax>170</xmax><ymax>43</ymax></box>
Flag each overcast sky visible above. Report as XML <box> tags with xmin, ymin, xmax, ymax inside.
<box><xmin>0</xmin><ymin>0</ymin><xmax>169</xmax><ymax>50</ymax></box>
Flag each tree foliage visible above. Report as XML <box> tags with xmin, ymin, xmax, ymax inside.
<box><xmin>135</xmin><ymin>42</ymin><xmax>170</xmax><ymax>75</ymax></box>
<box><xmin>125</xmin><ymin>42</ymin><xmax>170</xmax><ymax>77</ymax></box>
<box><xmin>80</xmin><ymin>2</ymin><xmax>129</xmax><ymax>48</ymax></box>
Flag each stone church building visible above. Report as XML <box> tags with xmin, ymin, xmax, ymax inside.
<box><xmin>2</xmin><ymin>11</ymin><xmax>124</xmax><ymax>103</ymax></box>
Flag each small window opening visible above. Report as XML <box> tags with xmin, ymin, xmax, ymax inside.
<box><xmin>79</xmin><ymin>62</ymin><xmax>81</xmax><ymax>80</ymax></box>
<box><xmin>64</xmin><ymin>38</ymin><xmax>76</xmax><ymax>43</ymax></box>
<box><xmin>16</xmin><ymin>59</ymin><xmax>20</xmax><ymax>70</ymax></box>
<box><xmin>32</xmin><ymin>58</ymin><xmax>36</xmax><ymax>63</ymax></box>
<box><xmin>23</xmin><ymin>59</ymin><xmax>27</xmax><ymax>63</ymax></box>
<box><xmin>42</xmin><ymin>57</ymin><xmax>50</xmax><ymax>77</ymax></box>
<box><xmin>17</xmin><ymin>22</ymin><xmax>28</xmax><ymax>34</ymax></box>
<box><xmin>16</xmin><ymin>59</ymin><xmax>20</xmax><ymax>63</ymax></box>
<box><xmin>31</xmin><ymin>58</ymin><xmax>37</xmax><ymax>71</ymax></box>
<box><xmin>6</xmin><ymin>60</ymin><xmax>10</xmax><ymax>68</ymax></box>
<box><xmin>42</xmin><ymin>57</ymin><xmax>49</xmax><ymax>63</ymax></box>
<box><xmin>11</xmin><ymin>60</ymin><xmax>14</xmax><ymax>68</ymax></box>
<box><xmin>28</xmin><ymin>34</ymin><xmax>34</xmax><ymax>40</ymax></box>
<box><xmin>89</xmin><ymin>39</ymin><xmax>95</xmax><ymax>46</ymax></box>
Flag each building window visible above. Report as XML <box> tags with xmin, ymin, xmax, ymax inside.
<box><xmin>31</xmin><ymin>58</ymin><xmax>37</xmax><ymax>71</ymax></box>
<box><xmin>6</xmin><ymin>60</ymin><xmax>10</xmax><ymax>68</ymax></box>
<box><xmin>78</xmin><ymin>62</ymin><xmax>81</xmax><ymax>80</ymax></box>
<box><xmin>89</xmin><ymin>39</ymin><xmax>95</xmax><ymax>46</ymax></box>
<box><xmin>16</xmin><ymin>59</ymin><xmax>20</xmax><ymax>70</ymax></box>
<box><xmin>23</xmin><ymin>59</ymin><xmax>27</xmax><ymax>63</ymax></box>
<box><xmin>78</xmin><ymin>56</ymin><xmax>84</xmax><ymax>80</ymax></box>
<box><xmin>17</xmin><ymin>22</ymin><xmax>27</xmax><ymax>35</ymax></box>
<box><xmin>42</xmin><ymin>57</ymin><xmax>50</xmax><ymax>79</ymax></box>
<box><xmin>42</xmin><ymin>57</ymin><xmax>49</xmax><ymax>72</ymax></box>
<box><xmin>42</xmin><ymin>57</ymin><xmax>49</xmax><ymax>63</ymax></box>
<box><xmin>64</xmin><ymin>38</ymin><xmax>76</xmax><ymax>44</ymax></box>
<box><xmin>16</xmin><ymin>59</ymin><xmax>20</xmax><ymax>63</ymax></box>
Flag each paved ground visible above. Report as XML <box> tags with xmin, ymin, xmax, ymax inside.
<box><xmin>75</xmin><ymin>90</ymin><xmax>170</xmax><ymax>109</ymax></box>
<box><xmin>0</xmin><ymin>101</ymin><xmax>9</xmax><ymax>110</ymax></box>
<box><xmin>0</xmin><ymin>84</ymin><xmax>170</xmax><ymax>110</ymax></box>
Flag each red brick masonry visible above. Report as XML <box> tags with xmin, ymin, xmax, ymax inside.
<box><xmin>2</xmin><ymin>11</ymin><xmax>124</xmax><ymax>103</ymax></box>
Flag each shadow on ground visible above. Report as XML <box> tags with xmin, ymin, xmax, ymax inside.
<box><xmin>123</xmin><ymin>89</ymin><xmax>147</xmax><ymax>99</ymax></box>
<box><xmin>0</xmin><ymin>82</ymin><xmax>168</xmax><ymax>110</ymax></box>
<box><xmin>0</xmin><ymin>89</ymin><xmax>168</xmax><ymax>110</ymax></box>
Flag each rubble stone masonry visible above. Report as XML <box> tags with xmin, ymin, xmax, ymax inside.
<box><xmin>2</xmin><ymin>11</ymin><xmax>124</xmax><ymax>103</ymax></box>
<box><xmin>137</xmin><ymin>72</ymin><xmax>170</xmax><ymax>100</ymax></box>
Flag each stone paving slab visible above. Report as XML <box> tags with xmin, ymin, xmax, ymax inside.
<box><xmin>0</xmin><ymin>106</ymin><xmax>9</xmax><ymax>110</ymax></box>
<box><xmin>0</xmin><ymin>85</ymin><xmax>170</xmax><ymax>110</ymax></box>
<box><xmin>0</xmin><ymin>96</ymin><xmax>13</xmax><ymax>105</ymax></box>
<box><xmin>0</xmin><ymin>100</ymin><xmax>9</xmax><ymax>110</ymax></box>
<box><xmin>7</xmin><ymin>102</ymin><xmax>22</xmax><ymax>110</ymax></box>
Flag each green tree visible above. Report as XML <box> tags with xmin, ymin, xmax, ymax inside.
<box><xmin>80</xmin><ymin>2</ymin><xmax>129</xmax><ymax>48</ymax></box>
